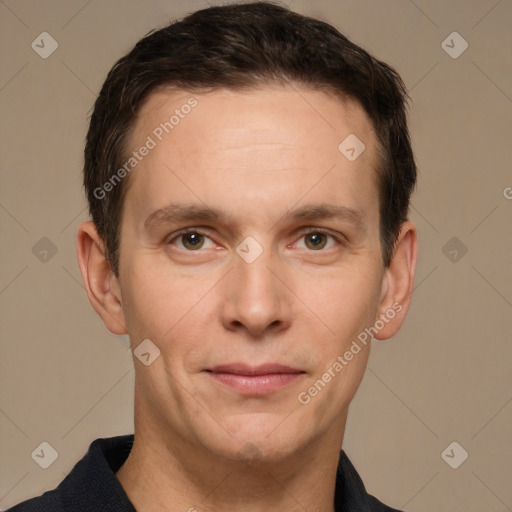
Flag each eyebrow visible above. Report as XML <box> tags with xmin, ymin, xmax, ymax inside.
<box><xmin>143</xmin><ymin>202</ymin><xmax>367</xmax><ymax>233</ymax></box>
<box><xmin>288</xmin><ymin>204</ymin><xmax>366</xmax><ymax>232</ymax></box>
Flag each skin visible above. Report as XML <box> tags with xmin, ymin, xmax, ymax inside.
<box><xmin>76</xmin><ymin>84</ymin><xmax>417</xmax><ymax>512</ymax></box>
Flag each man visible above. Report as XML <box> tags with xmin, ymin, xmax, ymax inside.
<box><xmin>10</xmin><ymin>1</ymin><xmax>417</xmax><ymax>510</ymax></box>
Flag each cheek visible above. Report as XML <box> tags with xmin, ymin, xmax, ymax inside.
<box><xmin>119</xmin><ymin>267</ymin><xmax>173</xmax><ymax>343</ymax></box>
<box><xmin>296</xmin><ymin>272</ymin><xmax>379</xmax><ymax>415</ymax></box>
<box><xmin>120</xmin><ymin>263</ymin><xmax>215</xmax><ymax>352</ymax></box>
<box><xmin>294</xmin><ymin>263</ymin><xmax>382</xmax><ymax>342</ymax></box>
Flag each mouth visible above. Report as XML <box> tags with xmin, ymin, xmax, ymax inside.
<box><xmin>204</xmin><ymin>363</ymin><xmax>306</xmax><ymax>395</ymax></box>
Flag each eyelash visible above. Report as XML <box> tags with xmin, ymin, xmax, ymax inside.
<box><xmin>166</xmin><ymin>227</ymin><xmax>344</xmax><ymax>252</ymax></box>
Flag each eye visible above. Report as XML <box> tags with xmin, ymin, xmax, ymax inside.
<box><xmin>294</xmin><ymin>229</ymin><xmax>340</xmax><ymax>251</ymax></box>
<box><xmin>167</xmin><ymin>228</ymin><xmax>342</xmax><ymax>253</ymax></box>
<box><xmin>167</xmin><ymin>229</ymin><xmax>216</xmax><ymax>251</ymax></box>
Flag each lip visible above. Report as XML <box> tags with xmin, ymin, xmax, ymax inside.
<box><xmin>205</xmin><ymin>363</ymin><xmax>306</xmax><ymax>395</ymax></box>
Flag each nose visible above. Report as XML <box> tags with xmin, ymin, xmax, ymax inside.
<box><xmin>220</xmin><ymin>247</ymin><xmax>292</xmax><ymax>338</ymax></box>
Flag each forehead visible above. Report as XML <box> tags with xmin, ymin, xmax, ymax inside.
<box><xmin>129</xmin><ymin>84</ymin><xmax>377</xmax><ymax>164</ymax></box>
<box><xmin>122</xmin><ymin>85</ymin><xmax>380</xmax><ymax>231</ymax></box>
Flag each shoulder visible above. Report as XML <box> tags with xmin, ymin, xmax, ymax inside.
<box><xmin>6</xmin><ymin>435</ymin><xmax>136</xmax><ymax>512</ymax></box>
<box><xmin>7</xmin><ymin>490</ymin><xmax>62</xmax><ymax>511</ymax></box>
<box><xmin>368</xmin><ymin>494</ymin><xmax>405</xmax><ymax>512</ymax></box>
<box><xmin>335</xmin><ymin>450</ymin><xmax>406</xmax><ymax>511</ymax></box>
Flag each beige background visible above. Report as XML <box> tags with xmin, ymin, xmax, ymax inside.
<box><xmin>1</xmin><ymin>0</ymin><xmax>511</xmax><ymax>510</ymax></box>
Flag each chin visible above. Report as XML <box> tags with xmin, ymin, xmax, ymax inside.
<box><xmin>202</xmin><ymin>412</ymin><xmax>308</xmax><ymax>463</ymax></box>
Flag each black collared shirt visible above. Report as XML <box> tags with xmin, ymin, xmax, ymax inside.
<box><xmin>8</xmin><ymin>435</ymin><xmax>404</xmax><ymax>511</ymax></box>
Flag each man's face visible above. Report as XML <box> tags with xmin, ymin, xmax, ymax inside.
<box><xmin>114</xmin><ymin>85</ymin><xmax>387</xmax><ymax>461</ymax></box>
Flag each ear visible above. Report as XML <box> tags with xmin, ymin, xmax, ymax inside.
<box><xmin>76</xmin><ymin>221</ymin><xmax>127</xmax><ymax>335</ymax></box>
<box><xmin>373</xmin><ymin>220</ymin><xmax>418</xmax><ymax>341</ymax></box>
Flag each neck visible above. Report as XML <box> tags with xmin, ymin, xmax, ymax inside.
<box><xmin>116</xmin><ymin>406</ymin><xmax>346</xmax><ymax>512</ymax></box>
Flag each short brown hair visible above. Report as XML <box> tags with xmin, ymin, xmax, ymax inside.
<box><xmin>83</xmin><ymin>1</ymin><xmax>417</xmax><ymax>277</ymax></box>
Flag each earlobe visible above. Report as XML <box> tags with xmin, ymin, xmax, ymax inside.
<box><xmin>76</xmin><ymin>221</ymin><xmax>127</xmax><ymax>335</ymax></box>
<box><xmin>374</xmin><ymin>221</ymin><xmax>418</xmax><ymax>341</ymax></box>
